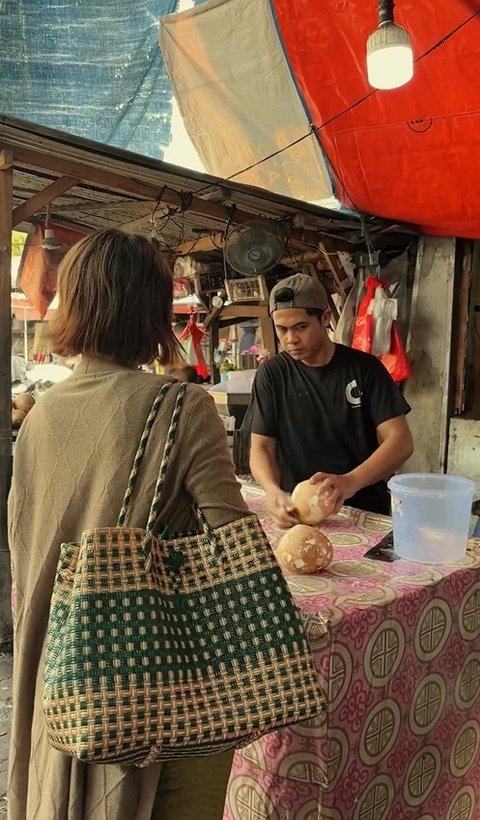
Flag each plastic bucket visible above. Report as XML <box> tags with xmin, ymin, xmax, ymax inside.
<box><xmin>387</xmin><ymin>473</ymin><xmax>475</xmax><ymax>564</ymax></box>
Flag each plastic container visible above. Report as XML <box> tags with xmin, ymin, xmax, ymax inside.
<box><xmin>388</xmin><ymin>473</ymin><xmax>475</xmax><ymax>564</ymax></box>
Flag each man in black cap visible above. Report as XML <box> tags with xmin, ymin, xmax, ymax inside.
<box><xmin>249</xmin><ymin>273</ymin><xmax>413</xmax><ymax>527</ymax></box>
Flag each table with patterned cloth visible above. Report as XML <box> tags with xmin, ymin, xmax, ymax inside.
<box><xmin>224</xmin><ymin>486</ymin><xmax>480</xmax><ymax>820</ymax></box>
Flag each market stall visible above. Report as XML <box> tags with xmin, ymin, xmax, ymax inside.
<box><xmin>224</xmin><ymin>484</ymin><xmax>480</xmax><ymax>820</ymax></box>
<box><xmin>0</xmin><ymin>114</ymin><xmax>417</xmax><ymax>646</ymax></box>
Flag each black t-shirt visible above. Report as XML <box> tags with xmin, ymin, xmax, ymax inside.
<box><xmin>247</xmin><ymin>344</ymin><xmax>411</xmax><ymax>514</ymax></box>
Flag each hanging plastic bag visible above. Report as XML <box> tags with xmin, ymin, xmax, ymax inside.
<box><xmin>351</xmin><ymin>276</ymin><xmax>388</xmax><ymax>352</ymax></box>
<box><xmin>369</xmin><ymin>287</ymin><xmax>398</xmax><ymax>356</ymax></box>
<box><xmin>351</xmin><ymin>275</ymin><xmax>412</xmax><ymax>382</ymax></box>
<box><xmin>333</xmin><ymin>274</ymin><xmax>363</xmax><ymax>346</ymax></box>
<box><xmin>179</xmin><ymin>312</ymin><xmax>209</xmax><ymax>378</ymax></box>
<box><xmin>380</xmin><ymin>322</ymin><xmax>412</xmax><ymax>382</ymax></box>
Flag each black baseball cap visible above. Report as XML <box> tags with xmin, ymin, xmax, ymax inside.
<box><xmin>269</xmin><ymin>273</ymin><xmax>329</xmax><ymax>315</ymax></box>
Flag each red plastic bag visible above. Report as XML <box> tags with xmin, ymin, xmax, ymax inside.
<box><xmin>351</xmin><ymin>276</ymin><xmax>388</xmax><ymax>352</ymax></box>
<box><xmin>351</xmin><ymin>275</ymin><xmax>411</xmax><ymax>382</ymax></box>
<box><xmin>380</xmin><ymin>321</ymin><xmax>412</xmax><ymax>382</ymax></box>
<box><xmin>179</xmin><ymin>312</ymin><xmax>209</xmax><ymax>378</ymax></box>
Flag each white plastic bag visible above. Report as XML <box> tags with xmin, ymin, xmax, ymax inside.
<box><xmin>368</xmin><ymin>288</ymin><xmax>398</xmax><ymax>356</ymax></box>
<box><xmin>333</xmin><ymin>276</ymin><xmax>363</xmax><ymax>346</ymax></box>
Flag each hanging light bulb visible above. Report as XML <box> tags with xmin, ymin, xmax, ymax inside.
<box><xmin>366</xmin><ymin>0</ymin><xmax>413</xmax><ymax>90</ymax></box>
<box><xmin>41</xmin><ymin>204</ymin><xmax>61</xmax><ymax>250</ymax></box>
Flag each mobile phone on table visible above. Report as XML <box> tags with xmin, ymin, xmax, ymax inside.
<box><xmin>364</xmin><ymin>530</ymin><xmax>400</xmax><ymax>562</ymax></box>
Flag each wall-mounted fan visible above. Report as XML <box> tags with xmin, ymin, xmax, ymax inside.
<box><xmin>224</xmin><ymin>221</ymin><xmax>286</xmax><ymax>276</ymax></box>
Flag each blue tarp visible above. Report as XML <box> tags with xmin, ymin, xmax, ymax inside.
<box><xmin>0</xmin><ymin>0</ymin><xmax>179</xmax><ymax>159</ymax></box>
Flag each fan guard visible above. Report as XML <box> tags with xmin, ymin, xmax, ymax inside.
<box><xmin>224</xmin><ymin>221</ymin><xmax>286</xmax><ymax>276</ymax></box>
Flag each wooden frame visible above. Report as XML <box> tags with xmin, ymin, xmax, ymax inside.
<box><xmin>0</xmin><ymin>149</ymin><xmax>13</xmax><ymax>645</ymax></box>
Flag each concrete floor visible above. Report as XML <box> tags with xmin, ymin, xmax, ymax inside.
<box><xmin>0</xmin><ymin>654</ymin><xmax>12</xmax><ymax>816</ymax></box>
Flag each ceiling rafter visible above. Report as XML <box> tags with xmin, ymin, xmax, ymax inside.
<box><xmin>12</xmin><ymin>176</ymin><xmax>79</xmax><ymax>227</ymax></box>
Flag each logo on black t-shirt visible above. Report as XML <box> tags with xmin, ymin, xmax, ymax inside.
<box><xmin>345</xmin><ymin>379</ymin><xmax>362</xmax><ymax>407</ymax></box>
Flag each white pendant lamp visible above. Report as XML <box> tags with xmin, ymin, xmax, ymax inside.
<box><xmin>41</xmin><ymin>204</ymin><xmax>61</xmax><ymax>250</ymax></box>
<box><xmin>366</xmin><ymin>0</ymin><xmax>413</xmax><ymax>90</ymax></box>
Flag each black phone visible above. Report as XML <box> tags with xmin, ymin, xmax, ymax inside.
<box><xmin>364</xmin><ymin>530</ymin><xmax>400</xmax><ymax>562</ymax></box>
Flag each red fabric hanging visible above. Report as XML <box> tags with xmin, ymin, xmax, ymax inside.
<box><xmin>179</xmin><ymin>312</ymin><xmax>209</xmax><ymax>378</ymax></box>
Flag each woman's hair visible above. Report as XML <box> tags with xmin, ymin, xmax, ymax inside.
<box><xmin>50</xmin><ymin>229</ymin><xmax>181</xmax><ymax>366</ymax></box>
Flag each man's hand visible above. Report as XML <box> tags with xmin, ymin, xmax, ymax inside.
<box><xmin>265</xmin><ymin>487</ymin><xmax>298</xmax><ymax>529</ymax></box>
<box><xmin>309</xmin><ymin>472</ymin><xmax>360</xmax><ymax>515</ymax></box>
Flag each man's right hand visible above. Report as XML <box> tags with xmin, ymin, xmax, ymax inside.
<box><xmin>265</xmin><ymin>487</ymin><xmax>298</xmax><ymax>529</ymax></box>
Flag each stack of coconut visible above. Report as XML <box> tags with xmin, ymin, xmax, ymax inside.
<box><xmin>276</xmin><ymin>481</ymin><xmax>334</xmax><ymax>575</ymax></box>
<box><xmin>12</xmin><ymin>393</ymin><xmax>36</xmax><ymax>431</ymax></box>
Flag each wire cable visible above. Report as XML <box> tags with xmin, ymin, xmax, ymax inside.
<box><xmin>190</xmin><ymin>9</ymin><xmax>480</xmax><ymax>199</ymax></box>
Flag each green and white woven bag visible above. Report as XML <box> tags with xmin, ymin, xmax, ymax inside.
<box><xmin>43</xmin><ymin>381</ymin><xmax>325</xmax><ymax>766</ymax></box>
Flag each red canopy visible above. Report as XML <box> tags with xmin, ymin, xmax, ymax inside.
<box><xmin>272</xmin><ymin>0</ymin><xmax>480</xmax><ymax>237</ymax></box>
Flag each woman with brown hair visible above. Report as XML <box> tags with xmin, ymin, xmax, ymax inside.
<box><xmin>8</xmin><ymin>229</ymin><xmax>249</xmax><ymax>820</ymax></box>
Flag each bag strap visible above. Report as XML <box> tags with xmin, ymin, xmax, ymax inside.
<box><xmin>144</xmin><ymin>380</ymin><xmax>188</xmax><ymax>535</ymax></box>
<box><xmin>143</xmin><ymin>382</ymin><xmax>224</xmax><ymax>566</ymax></box>
<box><xmin>117</xmin><ymin>380</ymin><xmax>175</xmax><ymax>528</ymax></box>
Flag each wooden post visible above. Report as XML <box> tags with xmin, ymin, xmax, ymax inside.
<box><xmin>0</xmin><ymin>148</ymin><xmax>13</xmax><ymax>647</ymax></box>
<box><xmin>209</xmin><ymin>319</ymin><xmax>220</xmax><ymax>385</ymax></box>
<box><xmin>260</xmin><ymin>317</ymin><xmax>276</xmax><ymax>355</ymax></box>
<box><xmin>402</xmin><ymin>237</ymin><xmax>456</xmax><ymax>474</ymax></box>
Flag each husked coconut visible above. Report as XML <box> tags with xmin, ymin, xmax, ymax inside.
<box><xmin>14</xmin><ymin>394</ymin><xmax>35</xmax><ymax>414</ymax></box>
<box><xmin>12</xmin><ymin>409</ymin><xmax>27</xmax><ymax>429</ymax></box>
<box><xmin>291</xmin><ymin>480</ymin><xmax>331</xmax><ymax>525</ymax></box>
<box><xmin>276</xmin><ymin>524</ymin><xmax>333</xmax><ymax>574</ymax></box>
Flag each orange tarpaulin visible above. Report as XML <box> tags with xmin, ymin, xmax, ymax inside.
<box><xmin>18</xmin><ymin>224</ymin><xmax>85</xmax><ymax>318</ymax></box>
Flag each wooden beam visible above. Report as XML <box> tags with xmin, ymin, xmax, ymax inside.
<box><xmin>10</xmin><ymin>145</ymin><xmax>323</xmax><ymax>247</ymax></box>
<box><xmin>12</xmin><ymin>175</ymin><xmax>79</xmax><ymax>226</ymax></box>
<box><xmin>0</xmin><ymin>150</ymin><xmax>13</xmax><ymax>645</ymax></box>
<box><xmin>404</xmin><ymin>237</ymin><xmax>456</xmax><ymax>474</ymax></box>
<box><xmin>121</xmin><ymin>205</ymin><xmax>169</xmax><ymax>233</ymax></box>
<box><xmin>219</xmin><ymin>304</ymin><xmax>270</xmax><ymax>320</ymax></box>
<box><xmin>318</xmin><ymin>241</ymin><xmax>350</xmax><ymax>296</ymax></box>
<box><xmin>260</xmin><ymin>317</ymin><xmax>276</xmax><ymax>354</ymax></box>
<box><xmin>176</xmin><ymin>233</ymin><xmax>322</xmax><ymax>265</ymax></box>
<box><xmin>0</xmin><ymin>149</ymin><xmax>13</xmax><ymax>170</ymax></box>
<box><xmin>53</xmin><ymin>198</ymin><xmax>156</xmax><ymax>214</ymax></box>
<box><xmin>121</xmin><ymin>214</ymin><xmax>153</xmax><ymax>233</ymax></box>
<box><xmin>203</xmin><ymin>302</ymin><xmax>223</xmax><ymax>331</ymax></box>
<box><xmin>177</xmin><ymin>233</ymin><xmax>225</xmax><ymax>255</ymax></box>
<box><xmin>282</xmin><ymin>251</ymin><xmax>320</xmax><ymax>266</ymax></box>
<box><xmin>218</xmin><ymin>316</ymin><xmax>249</xmax><ymax>329</ymax></box>
<box><xmin>209</xmin><ymin>320</ymin><xmax>219</xmax><ymax>386</ymax></box>
<box><xmin>451</xmin><ymin>240</ymin><xmax>473</xmax><ymax>416</ymax></box>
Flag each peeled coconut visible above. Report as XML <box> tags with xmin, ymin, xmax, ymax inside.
<box><xmin>14</xmin><ymin>394</ymin><xmax>35</xmax><ymax>414</ymax></box>
<box><xmin>12</xmin><ymin>409</ymin><xmax>27</xmax><ymax>429</ymax></box>
<box><xmin>291</xmin><ymin>480</ymin><xmax>331</xmax><ymax>525</ymax></box>
<box><xmin>276</xmin><ymin>524</ymin><xmax>333</xmax><ymax>574</ymax></box>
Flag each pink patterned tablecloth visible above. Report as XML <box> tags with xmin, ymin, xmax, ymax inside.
<box><xmin>224</xmin><ymin>486</ymin><xmax>480</xmax><ymax>820</ymax></box>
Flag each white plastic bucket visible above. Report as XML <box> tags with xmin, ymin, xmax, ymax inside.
<box><xmin>388</xmin><ymin>473</ymin><xmax>475</xmax><ymax>564</ymax></box>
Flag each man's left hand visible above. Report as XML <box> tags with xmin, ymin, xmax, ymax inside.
<box><xmin>309</xmin><ymin>472</ymin><xmax>360</xmax><ymax>515</ymax></box>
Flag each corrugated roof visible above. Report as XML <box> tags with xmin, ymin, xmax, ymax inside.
<box><xmin>1</xmin><ymin>114</ymin><xmax>415</xmax><ymax>253</ymax></box>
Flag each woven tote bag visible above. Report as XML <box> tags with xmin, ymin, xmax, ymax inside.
<box><xmin>43</xmin><ymin>381</ymin><xmax>325</xmax><ymax>766</ymax></box>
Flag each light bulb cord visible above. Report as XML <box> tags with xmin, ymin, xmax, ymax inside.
<box><xmin>378</xmin><ymin>0</ymin><xmax>394</xmax><ymax>26</ymax></box>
